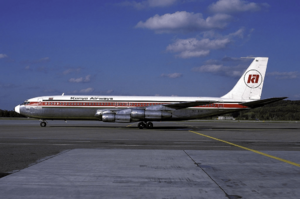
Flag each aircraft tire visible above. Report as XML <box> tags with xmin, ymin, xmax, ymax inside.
<box><xmin>146</xmin><ymin>122</ymin><xmax>153</xmax><ymax>129</ymax></box>
<box><xmin>40</xmin><ymin>122</ymin><xmax>47</xmax><ymax>127</ymax></box>
<box><xmin>138</xmin><ymin>122</ymin><xmax>145</xmax><ymax>129</ymax></box>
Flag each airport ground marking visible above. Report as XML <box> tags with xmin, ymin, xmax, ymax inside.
<box><xmin>126</xmin><ymin>124</ymin><xmax>133</xmax><ymax>127</ymax></box>
<box><xmin>189</xmin><ymin>130</ymin><xmax>300</xmax><ymax>168</ymax></box>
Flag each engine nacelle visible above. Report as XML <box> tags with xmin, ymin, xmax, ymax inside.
<box><xmin>131</xmin><ymin>109</ymin><xmax>145</xmax><ymax>119</ymax></box>
<box><xmin>145</xmin><ymin>110</ymin><xmax>171</xmax><ymax>119</ymax></box>
<box><xmin>102</xmin><ymin>113</ymin><xmax>115</xmax><ymax>122</ymax></box>
<box><xmin>95</xmin><ymin>110</ymin><xmax>114</xmax><ymax>121</ymax></box>
<box><xmin>131</xmin><ymin>110</ymin><xmax>171</xmax><ymax>120</ymax></box>
<box><xmin>102</xmin><ymin>113</ymin><xmax>132</xmax><ymax>123</ymax></box>
<box><xmin>101</xmin><ymin>110</ymin><xmax>172</xmax><ymax>123</ymax></box>
<box><xmin>115</xmin><ymin>114</ymin><xmax>131</xmax><ymax>123</ymax></box>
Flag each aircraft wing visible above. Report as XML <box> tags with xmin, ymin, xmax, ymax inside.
<box><xmin>163</xmin><ymin>100</ymin><xmax>218</xmax><ymax>109</ymax></box>
<box><xmin>241</xmin><ymin>97</ymin><xmax>287</xmax><ymax>108</ymax></box>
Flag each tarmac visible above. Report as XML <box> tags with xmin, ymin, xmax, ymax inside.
<box><xmin>0</xmin><ymin>119</ymin><xmax>300</xmax><ymax>198</ymax></box>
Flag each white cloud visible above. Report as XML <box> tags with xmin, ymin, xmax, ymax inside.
<box><xmin>0</xmin><ymin>54</ymin><xmax>8</xmax><ymax>59</ymax></box>
<box><xmin>25</xmin><ymin>66</ymin><xmax>31</xmax><ymax>70</ymax></box>
<box><xmin>62</xmin><ymin>67</ymin><xmax>81</xmax><ymax>75</ymax></box>
<box><xmin>43</xmin><ymin>89</ymin><xmax>61</xmax><ymax>94</ymax></box>
<box><xmin>166</xmin><ymin>28</ymin><xmax>247</xmax><ymax>58</ymax></box>
<box><xmin>167</xmin><ymin>37</ymin><xmax>231</xmax><ymax>58</ymax></box>
<box><xmin>106</xmin><ymin>89</ymin><xmax>114</xmax><ymax>94</ymax></box>
<box><xmin>79</xmin><ymin>88</ymin><xmax>94</xmax><ymax>93</ymax></box>
<box><xmin>161</xmin><ymin>73</ymin><xmax>183</xmax><ymax>78</ymax></box>
<box><xmin>228</xmin><ymin>27</ymin><xmax>245</xmax><ymax>38</ymax></box>
<box><xmin>222</xmin><ymin>56</ymin><xmax>254</xmax><ymax>61</ymax></box>
<box><xmin>193</xmin><ymin>64</ymin><xmax>245</xmax><ymax>77</ymax></box>
<box><xmin>193</xmin><ymin>59</ymin><xmax>249</xmax><ymax>77</ymax></box>
<box><xmin>268</xmin><ymin>71</ymin><xmax>300</xmax><ymax>79</ymax></box>
<box><xmin>209</xmin><ymin>0</ymin><xmax>263</xmax><ymax>14</ymax></box>
<box><xmin>69</xmin><ymin>75</ymin><xmax>91</xmax><ymax>83</ymax></box>
<box><xmin>118</xmin><ymin>1</ymin><xmax>147</xmax><ymax>9</ymax></box>
<box><xmin>37</xmin><ymin>57</ymin><xmax>50</xmax><ymax>62</ymax></box>
<box><xmin>148</xmin><ymin>0</ymin><xmax>177</xmax><ymax>7</ymax></box>
<box><xmin>194</xmin><ymin>64</ymin><xmax>223</xmax><ymax>73</ymax></box>
<box><xmin>136</xmin><ymin>11</ymin><xmax>231</xmax><ymax>33</ymax></box>
<box><xmin>71</xmin><ymin>87</ymin><xmax>95</xmax><ymax>94</ymax></box>
<box><xmin>118</xmin><ymin>0</ymin><xmax>177</xmax><ymax>9</ymax></box>
<box><xmin>21</xmin><ymin>57</ymin><xmax>50</xmax><ymax>65</ymax></box>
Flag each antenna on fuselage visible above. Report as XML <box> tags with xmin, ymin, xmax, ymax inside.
<box><xmin>62</xmin><ymin>93</ymin><xmax>64</xmax><ymax>96</ymax></box>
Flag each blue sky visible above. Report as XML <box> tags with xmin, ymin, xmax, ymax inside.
<box><xmin>1</xmin><ymin>0</ymin><xmax>300</xmax><ymax>110</ymax></box>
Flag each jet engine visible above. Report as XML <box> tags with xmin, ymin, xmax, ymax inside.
<box><xmin>131</xmin><ymin>110</ymin><xmax>171</xmax><ymax>119</ymax></box>
<box><xmin>99</xmin><ymin>109</ymin><xmax>172</xmax><ymax>123</ymax></box>
<box><xmin>102</xmin><ymin>114</ymin><xmax>131</xmax><ymax>123</ymax></box>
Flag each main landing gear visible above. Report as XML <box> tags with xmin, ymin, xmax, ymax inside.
<box><xmin>138</xmin><ymin>121</ymin><xmax>153</xmax><ymax>129</ymax></box>
<box><xmin>40</xmin><ymin>120</ymin><xmax>47</xmax><ymax>127</ymax></box>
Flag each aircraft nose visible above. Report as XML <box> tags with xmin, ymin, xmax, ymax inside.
<box><xmin>15</xmin><ymin>105</ymin><xmax>20</xmax><ymax>114</ymax></box>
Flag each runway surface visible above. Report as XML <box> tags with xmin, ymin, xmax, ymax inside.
<box><xmin>0</xmin><ymin>119</ymin><xmax>300</xmax><ymax>198</ymax></box>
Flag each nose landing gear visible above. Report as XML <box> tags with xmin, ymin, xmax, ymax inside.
<box><xmin>138</xmin><ymin>121</ymin><xmax>153</xmax><ymax>129</ymax></box>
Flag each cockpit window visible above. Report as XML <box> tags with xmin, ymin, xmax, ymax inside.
<box><xmin>21</xmin><ymin>101</ymin><xmax>30</xmax><ymax>105</ymax></box>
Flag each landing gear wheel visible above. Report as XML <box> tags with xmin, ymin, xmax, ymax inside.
<box><xmin>40</xmin><ymin>122</ymin><xmax>47</xmax><ymax>127</ymax></box>
<box><xmin>146</xmin><ymin>122</ymin><xmax>153</xmax><ymax>129</ymax></box>
<box><xmin>138</xmin><ymin>122</ymin><xmax>145</xmax><ymax>129</ymax></box>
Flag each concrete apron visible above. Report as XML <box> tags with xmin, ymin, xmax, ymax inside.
<box><xmin>0</xmin><ymin>149</ymin><xmax>227</xmax><ymax>199</ymax></box>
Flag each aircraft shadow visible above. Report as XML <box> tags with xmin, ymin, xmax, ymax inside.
<box><xmin>48</xmin><ymin>125</ymin><xmax>190</xmax><ymax>130</ymax></box>
<box><xmin>47</xmin><ymin>125</ymin><xmax>299</xmax><ymax>130</ymax></box>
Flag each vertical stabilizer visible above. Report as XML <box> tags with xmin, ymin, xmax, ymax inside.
<box><xmin>221</xmin><ymin>57</ymin><xmax>268</xmax><ymax>100</ymax></box>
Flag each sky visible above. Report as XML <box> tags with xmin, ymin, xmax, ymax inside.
<box><xmin>1</xmin><ymin>0</ymin><xmax>300</xmax><ymax>110</ymax></box>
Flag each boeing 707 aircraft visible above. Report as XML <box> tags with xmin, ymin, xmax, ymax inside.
<box><xmin>15</xmin><ymin>57</ymin><xmax>286</xmax><ymax>128</ymax></box>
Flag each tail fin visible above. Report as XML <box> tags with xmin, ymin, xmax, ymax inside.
<box><xmin>221</xmin><ymin>57</ymin><xmax>268</xmax><ymax>100</ymax></box>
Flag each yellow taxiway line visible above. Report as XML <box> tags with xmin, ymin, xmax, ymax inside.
<box><xmin>189</xmin><ymin>130</ymin><xmax>300</xmax><ymax>168</ymax></box>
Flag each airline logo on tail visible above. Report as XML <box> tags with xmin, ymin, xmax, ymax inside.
<box><xmin>244</xmin><ymin>69</ymin><xmax>263</xmax><ymax>88</ymax></box>
<box><xmin>247</xmin><ymin>74</ymin><xmax>259</xmax><ymax>83</ymax></box>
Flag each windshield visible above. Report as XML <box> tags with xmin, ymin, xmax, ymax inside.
<box><xmin>21</xmin><ymin>101</ymin><xmax>30</xmax><ymax>105</ymax></box>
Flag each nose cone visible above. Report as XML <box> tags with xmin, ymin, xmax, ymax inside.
<box><xmin>15</xmin><ymin>105</ymin><xmax>20</xmax><ymax>114</ymax></box>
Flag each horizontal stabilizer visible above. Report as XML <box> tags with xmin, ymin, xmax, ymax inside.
<box><xmin>164</xmin><ymin>101</ymin><xmax>218</xmax><ymax>109</ymax></box>
<box><xmin>241</xmin><ymin>97</ymin><xmax>287</xmax><ymax>108</ymax></box>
